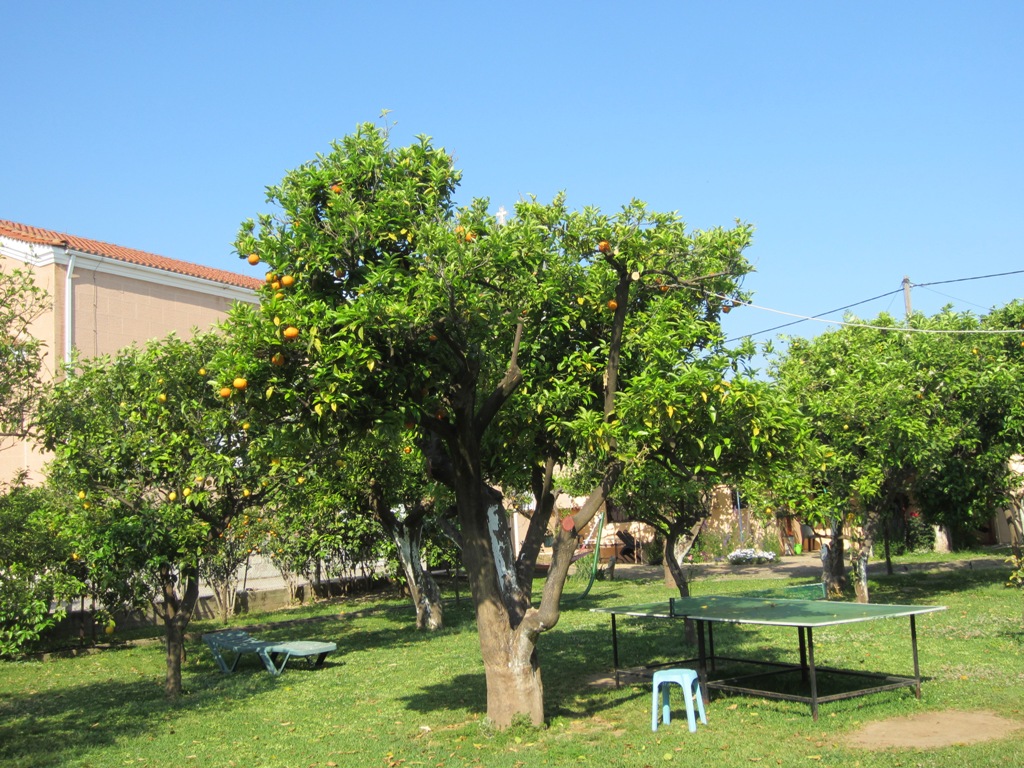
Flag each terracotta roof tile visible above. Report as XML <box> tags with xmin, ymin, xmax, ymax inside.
<box><xmin>0</xmin><ymin>220</ymin><xmax>261</xmax><ymax>290</ymax></box>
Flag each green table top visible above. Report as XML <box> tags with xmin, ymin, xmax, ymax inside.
<box><xmin>592</xmin><ymin>595</ymin><xmax>946</xmax><ymax>627</ymax></box>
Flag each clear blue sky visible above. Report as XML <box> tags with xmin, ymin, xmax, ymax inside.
<box><xmin>4</xmin><ymin>1</ymin><xmax>1022</xmax><ymax>360</ymax></box>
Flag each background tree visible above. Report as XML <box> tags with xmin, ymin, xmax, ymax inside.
<box><xmin>37</xmin><ymin>332</ymin><xmax>274</xmax><ymax>697</ymax></box>
<box><xmin>0</xmin><ymin>265</ymin><xmax>49</xmax><ymax>441</ymax></box>
<box><xmin>764</xmin><ymin>307</ymin><xmax>1024</xmax><ymax>599</ymax></box>
<box><xmin>229</xmin><ymin>123</ymin><xmax>752</xmax><ymax>725</ymax></box>
<box><xmin>0</xmin><ymin>479</ymin><xmax>81</xmax><ymax>655</ymax></box>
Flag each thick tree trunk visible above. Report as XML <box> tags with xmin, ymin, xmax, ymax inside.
<box><xmin>820</xmin><ymin>518</ymin><xmax>847</xmax><ymax>597</ymax></box>
<box><xmin>157</xmin><ymin>564</ymin><xmax>200</xmax><ymax>699</ymax></box>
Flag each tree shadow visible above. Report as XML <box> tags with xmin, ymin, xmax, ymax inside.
<box><xmin>0</xmin><ymin>670</ymin><xmax>278</xmax><ymax>767</ymax></box>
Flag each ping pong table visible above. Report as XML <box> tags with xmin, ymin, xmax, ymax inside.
<box><xmin>592</xmin><ymin>595</ymin><xmax>946</xmax><ymax>719</ymax></box>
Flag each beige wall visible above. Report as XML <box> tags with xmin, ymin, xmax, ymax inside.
<box><xmin>0</xmin><ymin>248</ymin><xmax>252</xmax><ymax>485</ymax></box>
<box><xmin>69</xmin><ymin>264</ymin><xmax>239</xmax><ymax>359</ymax></box>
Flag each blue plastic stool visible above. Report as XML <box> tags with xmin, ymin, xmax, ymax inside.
<box><xmin>651</xmin><ymin>668</ymin><xmax>707</xmax><ymax>732</ymax></box>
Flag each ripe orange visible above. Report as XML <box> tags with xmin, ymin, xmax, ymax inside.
<box><xmin>198</xmin><ymin>367</ymin><xmax>206</xmax><ymax>376</ymax></box>
<box><xmin>280</xmin><ymin>275</ymin><xmax>294</xmax><ymax>287</ymax></box>
<box><xmin>330</xmin><ymin>184</ymin><xmax>341</xmax><ymax>194</ymax></box>
<box><xmin>597</xmin><ymin>241</ymin><xmax>611</xmax><ymax>253</ymax></box>
<box><xmin>465</xmin><ymin>231</ymin><xmax>476</xmax><ymax>242</ymax></box>
<box><xmin>283</xmin><ymin>326</ymin><xmax>300</xmax><ymax>340</ymax></box>
<box><xmin>265</xmin><ymin>272</ymin><xmax>277</xmax><ymax>283</ymax></box>
<box><xmin>233</xmin><ymin>377</ymin><xmax>248</xmax><ymax>390</ymax></box>
<box><xmin>271</xmin><ymin>352</ymin><xmax>285</xmax><ymax>366</ymax></box>
<box><xmin>271</xmin><ymin>280</ymin><xmax>281</xmax><ymax>291</ymax></box>
<box><xmin>247</xmin><ymin>253</ymin><xmax>260</xmax><ymax>266</ymax></box>
<box><xmin>219</xmin><ymin>386</ymin><xmax>232</xmax><ymax>398</ymax></box>
<box><xmin>454</xmin><ymin>225</ymin><xmax>464</xmax><ymax>236</ymax></box>
<box><xmin>403</xmin><ymin>446</ymin><xmax>412</xmax><ymax>454</ymax></box>
<box><xmin>607</xmin><ymin>300</ymin><xmax>618</xmax><ymax>311</ymax></box>
<box><xmin>659</xmin><ymin>284</ymin><xmax>669</xmax><ymax>292</ymax></box>
<box><xmin>429</xmin><ymin>334</ymin><xmax>438</xmax><ymax>342</ymax></box>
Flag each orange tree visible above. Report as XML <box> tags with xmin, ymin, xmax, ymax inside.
<box><xmin>608</xmin><ymin>370</ymin><xmax>805</xmax><ymax>596</ymax></box>
<box><xmin>227</xmin><ymin>123</ymin><xmax>752</xmax><ymax>726</ymax></box>
<box><xmin>761</xmin><ymin>307</ymin><xmax>1024</xmax><ymax>600</ymax></box>
<box><xmin>36</xmin><ymin>332</ymin><xmax>277</xmax><ymax>697</ymax></box>
<box><xmin>0</xmin><ymin>265</ymin><xmax>48</xmax><ymax>441</ymax></box>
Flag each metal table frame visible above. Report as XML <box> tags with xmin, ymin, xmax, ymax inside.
<box><xmin>594</xmin><ymin>596</ymin><xmax>946</xmax><ymax>720</ymax></box>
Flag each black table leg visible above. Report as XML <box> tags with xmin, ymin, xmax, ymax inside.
<box><xmin>611</xmin><ymin>614</ymin><xmax>620</xmax><ymax>687</ymax></box>
<box><xmin>696</xmin><ymin>619</ymin><xmax>710</xmax><ymax>706</ymax></box>
<box><xmin>807</xmin><ymin>626</ymin><xmax>819</xmax><ymax>720</ymax></box>
<box><xmin>798</xmin><ymin>626</ymin><xmax>808</xmax><ymax>683</ymax></box>
<box><xmin>910</xmin><ymin>614</ymin><xmax>921</xmax><ymax>698</ymax></box>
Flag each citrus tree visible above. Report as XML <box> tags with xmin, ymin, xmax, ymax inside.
<box><xmin>0</xmin><ymin>265</ymin><xmax>49</xmax><ymax>441</ymax></box>
<box><xmin>0</xmin><ymin>480</ymin><xmax>81</xmax><ymax>655</ymax></box>
<box><xmin>228</xmin><ymin>123</ymin><xmax>752</xmax><ymax>726</ymax></box>
<box><xmin>36</xmin><ymin>332</ymin><xmax>275</xmax><ymax>697</ymax></box>
<box><xmin>611</xmin><ymin>369</ymin><xmax>805</xmax><ymax>596</ymax></box>
<box><xmin>766</xmin><ymin>307</ymin><xmax>1024</xmax><ymax>599</ymax></box>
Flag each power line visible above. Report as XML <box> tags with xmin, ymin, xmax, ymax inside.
<box><xmin>721</xmin><ymin>268</ymin><xmax>1024</xmax><ymax>342</ymax></box>
<box><xmin>726</xmin><ymin>288</ymin><xmax>903</xmax><ymax>343</ymax></box>
<box><xmin>913</xmin><ymin>269</ymin><xmax>1024</xmax><ymax>288</ymax></box>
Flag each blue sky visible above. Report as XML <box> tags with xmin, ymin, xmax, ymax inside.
<box><xmin>4</xmin><ymin>1</ymin><xmax>1022</xmax><ymax>361</ymax></box>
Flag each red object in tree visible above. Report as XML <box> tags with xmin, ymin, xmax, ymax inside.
<box><xmin>561</xmin><ymin>516</ymin><xmax>576</xmax><ymax>532</ymax></box>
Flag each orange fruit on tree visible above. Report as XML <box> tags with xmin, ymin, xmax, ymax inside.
<box><xmin>271</xmin><ymin>352</ymin><xmax>285</xmax><ymax>366</ymax></box>
<box><xmin>597</xmin><ymin>241</ymin><xmax>611</xmax><ymax>253</ymax></box>
<box><xmin>271</xmin><ymin>280</ymin><xmax>281</xmax><ymax>291</ymax></box>
<box><xmin>280</xmin><ymin>275</ymin><xmax>294</xmax><ymax>287</ymax></box>
<box><xmin>219</xmin><ymin>386</ymin><xmax>232</xmax><ymax>398</ymax></box>
<box><xmin>157</xmin><ymin>393</ymin><xmax>167</xmax><ymax>403</ymax></box>
<box><xmin>465</xmin><ymin>231</ymin><xmax>476</xmax><ymax>242</ymax></box>
<box><xmin>330</xmin><ymin>184</ymin><xmax>341</xmax><ymax>194</ymax></box>
<box><xmin>247</xmin><ymin>253</ymin><xmax>260</xmax><ymax>266</ymax></box>
<box><xmin>607</xmin><ymin>299</ymin><xmax>618</xmax><ymax>311</ymax></box>
<box><xmin>233</xmin><ymin>377</ymin><xmax>248</xmax><ymax>390</ymax></box>
<box><xmin>283</xmin><ymin>326</ymin><xmax>300</xmax><ymax>340</ymax></box>
<box><xmin>403</xmin><ymin>446</ymin><xmax>412</xmax><ymax>454</ymax></box>
<box><xmin>659</xmin><ymin>284</ymin><xmax>669</xmax><ymax>292</ymax></box>
<box><xmin>265</xmin><ymin>272</ymin><xmax>277</xmax><ymax>283</ymax></box>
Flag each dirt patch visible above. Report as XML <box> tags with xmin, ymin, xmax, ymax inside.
<box><xmin>845</xmin><ymin>710</ymin><xmax>1023</xmax><ymax>750</ymax></box>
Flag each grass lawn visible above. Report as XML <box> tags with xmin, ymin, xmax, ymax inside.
<box><xmin>1</xmin><ymin>554</ymin><xmax>1022</xmax><ymax>767</ymax></box>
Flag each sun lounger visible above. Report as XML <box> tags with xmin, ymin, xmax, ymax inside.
<box><xmin>203</xmin><ymin>629</ymin><xmax>337</xmax><ymax>676</ymax></box>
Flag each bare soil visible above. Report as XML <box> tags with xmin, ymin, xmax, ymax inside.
<box><xmin>844</xmin><ymin>710</ymin><xmax>1023</xmax><ymax>750</ymax></box>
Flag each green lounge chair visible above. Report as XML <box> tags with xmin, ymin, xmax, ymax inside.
<box><xmin>203</xmin><ymin>629</ymin><xmax>337</xmax><ymax>676</ymax></box>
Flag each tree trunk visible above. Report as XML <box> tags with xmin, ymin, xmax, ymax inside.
<box><xmin>387</xmin><ymin>518</ymin><xmax>444</xmax><ymax>631</ymax></box>
<box><xmin>820</xmin><ymin>517</ymin><xmax>847</xmax><ymax>597</ymax></box>
<box><xmin>157</xmin><ymin>564</ymin><xmax>200</xmax><ymax>699</ymax></box>
<box><xmin>663</xmin><ymin>517</ymin><xmax>706</xmax><ymax>646</ymax></box>
<box><xmin>371</xmin><ymin>483</ymin><xmax>445</xmax><ymax>631</ymax></box>
<box><xmin>850</xmin><ymin>516</ymin><xmax>874</xmax><ymax>604</ymax></box>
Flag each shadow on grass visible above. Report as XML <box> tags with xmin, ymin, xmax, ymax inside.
<box><xmin>869</xmin><ymin>567</ymin><xmax>1009</xmax><ymax>602</ymax></box>
<box><xmin>0</xmin><ymin>670</ymin><xmax>282</xmax><ymax>768</ymax></box>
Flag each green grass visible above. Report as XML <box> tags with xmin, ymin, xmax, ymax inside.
<box><xmin>1</xmin><ymin>557</ymin><xmax>1023</xmax><ymax>767</ymax></box>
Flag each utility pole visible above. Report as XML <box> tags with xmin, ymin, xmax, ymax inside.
<box><xmin>902</xmin><ymin>275</ymin><xmax>912</xmax><ymax>320</ymax></box>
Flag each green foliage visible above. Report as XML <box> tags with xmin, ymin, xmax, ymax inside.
<box><xmin>762</xmin><ymin>306</ymin><xmax>1024</xmax><ymax>550</ymax></box>
<box><xmin>0</xmin><ymin>266</ymin><xmax>48</xmax><ymax>439</ymax></box>
<box><xmin>0</xmin><ymin>479</ymin><xmax>81</xmax><ymax>655</ymax></box>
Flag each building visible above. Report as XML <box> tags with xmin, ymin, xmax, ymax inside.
<box><xmin>0</xmin><ymin>220</ymin><xmax>260</xmax><ymax>482</ymax></box>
